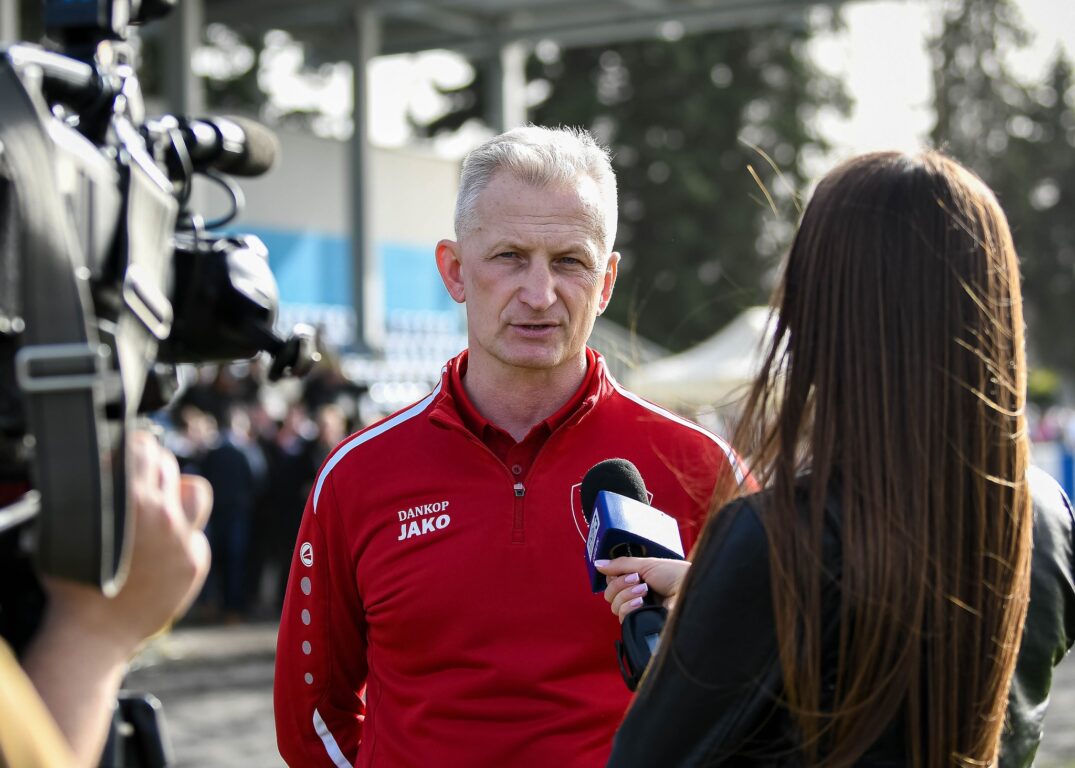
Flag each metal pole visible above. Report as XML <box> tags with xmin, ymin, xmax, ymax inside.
<box><xmin>350</xmin><ymin>2</ymin><xmax>383</xmax><ymax>352</ymax></box>
<box><xmin>485</xmin><ymin>40</ymin><xmax>528</xmax><ymax>133</ymax></box>
<box><xmin>159</xmin><ymin>0</ymin><xmax>206</xmax><ymax>115</ymax></box>
<box><xmin>0</xmin><ymin>0</ymin><xmax>19</xmax><ymax>44</ymax></box>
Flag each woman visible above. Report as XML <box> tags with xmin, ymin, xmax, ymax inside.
<box><xmin>600</xmin><ymin>151</ymin><xmax>1069</xmax><ymax>766</ymax></box>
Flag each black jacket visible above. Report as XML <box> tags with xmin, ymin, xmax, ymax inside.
<box><xmin>1001</xmin><ymin>466</ymin><xmax>1075</xmax><ymax>766</ymax></box>
<box><xmin>606</xmin><ymin>467</ymin><xmax>1075</xmax><ymax>767</ymax></box>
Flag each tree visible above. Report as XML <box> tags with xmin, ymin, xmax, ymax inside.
<box><xmin>420</xmin><ymin>20</ymin><xmax>848</xmax><ymax>351</ymax></box>
<box><xmin>999</xmin><ymin>55</ymin><xmax>1075</xmax><ymax>379</ymax></box>
<box><xmin>930</xmin><ymin>0</ymin><xmax>1075</xmax><ymax>377</ymax></box>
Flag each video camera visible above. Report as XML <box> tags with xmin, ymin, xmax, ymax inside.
<box><xmin>0</xmin><ymin>0</ymin><xmax>316</xmax><ymax>763</ymax></box>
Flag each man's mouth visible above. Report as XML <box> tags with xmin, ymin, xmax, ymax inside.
<box><xmin>510</xmin><ymin>322</ymin><xmax>559</xmax><ymax>333</ymax></box>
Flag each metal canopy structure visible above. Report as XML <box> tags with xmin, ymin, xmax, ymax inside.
<box><xmin>190</xmin><ymin>0</ymin><xmax>834</xmax><ymax>352</ymax></box>
<box><xmin>2</xmin><ymin>0</ymin><xmax>836</xmax><ymax>353</ymax></box>
<box><xmin>201</xmin><ymin>0</ymin><xmax>834</xmax><ymax>59</ymax></box>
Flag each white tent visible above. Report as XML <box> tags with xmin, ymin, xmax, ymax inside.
<box><xmin>625</xmin><ymin>306</ymin><xmax>777</xmax><ymax>409</ymax></box>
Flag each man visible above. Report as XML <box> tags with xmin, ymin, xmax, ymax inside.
<box><xmin>201</xmin><ymin>405</ymin><xmax>267</xmax><ymax>620</ymax></box>
<box><xmin>274</xmin><ymin>126</ymin><xmax>746</xmax><ymax>768</ymax></box>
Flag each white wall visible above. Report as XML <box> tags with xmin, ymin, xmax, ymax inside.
<box><xmin>223</xmin><ymin>126</ymin><xmax>459</xmax><ymax>247</ymax></box>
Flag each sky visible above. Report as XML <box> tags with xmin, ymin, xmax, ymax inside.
<box><xmin>350</xmin><ymin>0</ymin><xmax>1075</xmax><ymax>168</ymax></box>
<box><xmin>809</xmin><ymin>0</ymin><xmax>1075</xmax><ymax>164</ymax></box>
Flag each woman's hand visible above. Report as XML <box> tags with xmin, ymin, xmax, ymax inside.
<box><xmin>42</xmin><ymin>431</ymin><xmax>213</xmax><ymax>649</ymax></box>
<box><xmin>596</xmin><ymin>557</ymin><xmax>692</xmax><ymax>623</ymax></box>
<box><xmin>23</xmin><ymin>431</ymin><xmax>212</xmax><ymax>767</ymax></box>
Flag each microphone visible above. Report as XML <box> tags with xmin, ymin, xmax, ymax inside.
<box><xmin>177</xmin><ymin>116</ymin><xmax>279</xmax><ymax>177</ymax></box>
<box><xmin>581</xmin><ymin>458</ymin><xmax>684</xmax><ymax>691</ymax></box>
<box><xmin>581</xmin><ymin>458</ymin><xmax>685</xmax><ymax>593</ymax></box>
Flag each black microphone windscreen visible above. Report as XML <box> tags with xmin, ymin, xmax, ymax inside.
<box><xmin>581</xmin><ymin>458</ymin><xmax>648</xmax><ymax>525</ymax></box>
<box><xmin>226</xmin><ymin>116</ymin><xmax>279</xmax><ymax>177</ymax></box>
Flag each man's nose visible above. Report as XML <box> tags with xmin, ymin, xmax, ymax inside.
<box><xmin>517</xmin><ymin>261</ymin><xmax>557</xmax><ymax>310</ymax></box>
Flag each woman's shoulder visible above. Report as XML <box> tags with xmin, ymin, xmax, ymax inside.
<box><xmin>706</xmin><ymin>491</ymin><xmax>771</xmax><ymax>540</ymax></box>
<box><xmin>699</xmin><ymin>477</ymin><xmax>844</xmax><ymax>577</ymax></box>
<box><xmin>1028</xmin><ymin>466</ymin><xmax>1074</xmax><ymax>532</ymax></box>
<box><xmin>689</xmin><ymin>492</ymin><xmax>774</xmax><ymax>585</ymax></box>
<box><xmin>708</xmin><ymin>477</ymin><xmax>832</xmax><ymax>536</ymax></box>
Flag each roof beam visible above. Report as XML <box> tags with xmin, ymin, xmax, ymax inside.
<box><xmin>378</xmin><ymin>0</ymin><xmax>837</xmax><ymax>56</ymax></box>
<box><xmin>204</xmin><ymin>0</ymin><xmax>832</xmax><ymax>58</ymax></box>
<box><xmin>376</xmin><ymin>0</ymin><xmax>487</xmax><ymax>38</ymax></box>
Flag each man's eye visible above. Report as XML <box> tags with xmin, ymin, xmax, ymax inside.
<box><xmin>496</xmin><ymin>251</ymin><xmax>519</xmax><ymax>259</ymax></box>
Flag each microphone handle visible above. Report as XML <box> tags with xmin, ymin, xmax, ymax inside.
<box><xmin>609</xmin><ymin>542</ymin><xmax>646</xmax><ymax>559</ymax></box>
<box><xmin>610</xmin><ymin>543</ymin><xmax>661</xmax><ymax>608</ymax></box>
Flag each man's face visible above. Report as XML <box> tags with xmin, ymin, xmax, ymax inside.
<box><xmin>436</xmin><ymin>171</ymin><xmax>618</xmax><ymax>376</ymax></box>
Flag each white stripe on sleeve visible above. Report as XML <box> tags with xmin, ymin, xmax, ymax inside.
<box><xmin>312</xmin><ymin>381</ymin><xmax>443</xmax><ymax>512</ymax></box>
<box><xmin>312</xmin><ymin>708</ymin><xmax>352</xmax><ymax>768</ymax></box>
<box><xmin>603</xmin><ymin>362</ymin><xmax>746</xmax><ymax>485</ymax></box>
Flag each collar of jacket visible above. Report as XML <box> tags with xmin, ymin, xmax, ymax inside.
<box><xmin>426</xmin><ymin>347</ymin><xmax>611</xmax><ymax>437</ymax></box>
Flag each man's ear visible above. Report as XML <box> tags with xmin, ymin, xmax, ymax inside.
<box><xmin>597</xmin><ymin>252</ymin><xmax>620</xmax><ymax>315</ymax></box>
<box><xmin>435</xmin><ymin>239</ymin><xmax>466</xmax><ymax>304</ymax></box>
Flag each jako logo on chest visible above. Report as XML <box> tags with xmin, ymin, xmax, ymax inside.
<box><xmin>396</xmin><ymin>500</ymin><xmax>451</xmax><ymax>541</ymax></box>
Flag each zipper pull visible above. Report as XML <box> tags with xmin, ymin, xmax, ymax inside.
<box><xmin>513</xmin><ymin>482</ymin><xmax>525</xmax><ymax>497</ymax></box>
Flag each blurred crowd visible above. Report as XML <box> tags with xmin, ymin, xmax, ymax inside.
<box><xmin>155</xmin><ymin>349</ymin><xmax>1075</xmax><ymax>626</ymax></box>
<box><xmin>158</xmin><ymin>355</ymin><xmax>366</xmax><ymax>623</ymax></box>
<box><xmin>1029</xmin><ymin>403</ymin><xmax>1075</xmax><ymax>447</ymax></box>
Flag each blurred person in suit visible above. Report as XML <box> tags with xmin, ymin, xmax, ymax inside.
<box><xmin>201</xmin><ymin>405</ymin><xmax>267</xmax><ymax>621</ymax></box>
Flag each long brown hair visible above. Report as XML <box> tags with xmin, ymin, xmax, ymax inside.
<box><xmin>726</xmin><ymin>151</ymin><xmax>1031</xmax><ymax>765</ymax></box>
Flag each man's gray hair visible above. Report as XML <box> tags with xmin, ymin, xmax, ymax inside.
<box><xmin>455</xmin><ymin>125</ymin><xmax>618</xmax><ymax>251</ymax></box>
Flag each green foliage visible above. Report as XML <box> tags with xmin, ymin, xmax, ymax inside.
<box><xmin>930</xmin><ymin>0</ymin><xmax>1075</xmax><ymax>377</ymax></box>
<box><xmin>419</xmin><ymin>21</ymin><xmax>848</xmax><ymax>351</ymax></box>
<box><xmin>1028</xmin><ymin>367</ymin><xmax>1062</xmax><ymax>407</ymax></box>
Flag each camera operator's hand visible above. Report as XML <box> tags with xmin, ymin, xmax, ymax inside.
<box><xmin>597</xmin><ymin>557</ymin><xmax>691</xmax><ymax>623</ymax></box>
<box><xmin>20</xmin><ymin>431</ymin><xmax>212</xmax><ymax>767</ymax></box>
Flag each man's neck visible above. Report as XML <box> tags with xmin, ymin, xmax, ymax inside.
<box><xmin>462</xmin><ymin>352</ymin><xmax>587</xmax><ymax>442</ymax></box>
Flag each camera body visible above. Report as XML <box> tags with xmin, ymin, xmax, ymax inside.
<box><xmin>0</xmin><ymin>3</ymin><xmax>319</xmax><ymax>763</ymax></box>
<box><xmin>0</xmin><ymin>0</ymin><xmax>313</xmax><ymax>634</ymax></box>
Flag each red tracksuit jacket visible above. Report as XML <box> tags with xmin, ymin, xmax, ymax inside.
<box><xmin>274</xmin><ymin>349</ymin><xmax>746</xmax><ymax>767</ymax></box>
